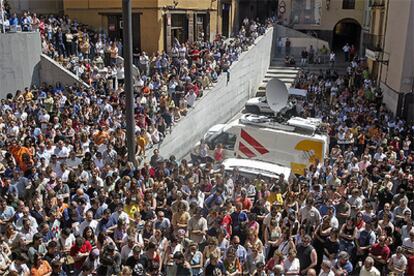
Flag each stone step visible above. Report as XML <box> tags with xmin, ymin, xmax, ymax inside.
<box><xmin>265</xmin><ymin>73</ymin><xmax>297</xmax><ymax>79</ymax></box>
<box><xmin>254</xmin><ymin>61</ymin><xmax>300</xmax><ymax>97</ymax></box>
<box><xmin>268</xmin><ymin>66</ymin><xmax>301</xmax><ymax>71</ymax></box>
<box><xmin>262</xmin><ymin>78</ymin><xmax>294</xmax><ymax>83</ymax></box>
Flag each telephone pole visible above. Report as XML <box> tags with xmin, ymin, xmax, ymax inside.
<box><xmin>122</xmin><ymin>0</ymin><xmax>136</xmax><ymax>164</ymax></box>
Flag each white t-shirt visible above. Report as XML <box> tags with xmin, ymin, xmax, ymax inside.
<box><xmin>403</xmin><ymin>237</ymin><xmax>414</xmax><ymax>251</ymax></box>
<box><xmin>59</xmin><ymin>233</ymin><xmax>76</xmax><ymax>251</ymax></box>
<box><xmin>390</xmin><ymin>253</ymin><xmax>407</xmax><ymax>275</ymax></box>
<box><xmin>9</xmin><ymin>262</ymin><xmax>30</xmax><ymax>275</ymax></box>
<box><xmin>185</xmin><ymin>92</ymin><xmax>197</xmax><ymax>107</ymax></box>
<box><xmin>359</xmin><ymin>265</ymin><xmax>381</xmax><ymax>276</ymax></box>
<box><xmin>319</xmin><ymin>270</ymin><xmax>335</xmax><ymax>276</ymax></box>
<box><xmin>283</xmin><ymin>257</ymin><xmax>300</xmax><ymax>275</ymax></box>
<box><xmin>342</xmin><ymin>45</ymin><xmax>350</xmax><ymax>53</ymax></box>
<box><xmin>78</xmin><ymin>219</ymin><xmax>98</xmax><ymax>235</ymax></box>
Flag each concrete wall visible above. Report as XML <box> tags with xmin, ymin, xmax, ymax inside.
<box><xmin>39</xmin><ymin>55</ymin><xmax>90</xmax><ymax>88</ymax></box>
<box><xmin>0</xmin><ymin>32</ymin><xmax>41</xmax><ymax>98</ymax></box>
<box><xmin>158</xmin><ymin>28</ymin><xmax>274</xmax><ymax>159</ymax></box>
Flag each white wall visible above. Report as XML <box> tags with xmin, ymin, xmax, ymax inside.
<box><xmin>158</xmin><ymin>28</ymin><xmax>275</xmax><ymax>159</ymax></box>
<box><xmin>39</xmin><ymin>55</ymin><xmax>89</xmax><ymax>88</ymax></box>
<box><xmin>0</xmin><ymin>32</ymin><xmax>41</xmax><ymax>97</ymax></box>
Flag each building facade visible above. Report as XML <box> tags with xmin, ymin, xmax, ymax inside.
<box><xmin>63</xmin><ymin>0</ymin><xmax>242</xmax><ymax>54</ymax></box>
<box><xmin>376</xmin><ymin>0</ymin><xmax>414</xmax><ymax>118</ymax></box>
<box><xmin>361</xmin><ymin>0</ymin><xmax>385</xmax><ymax>82</ymax></box>
<box><xmin>63</xmin><ymin>0</ymin><xmax>278</xmax><ymax>54</ymax></box>
<box><xmin>9</xmin><ymin>0</ymin><xmax>64</xmax><ymax>15</ymax></box>
<box><xmin>278</xmin><ymin>0</ymin><xmax>364</xmax><ymax>50</ymax></box>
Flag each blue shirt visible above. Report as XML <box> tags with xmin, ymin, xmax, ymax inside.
<box><xmin>9</xmin><ymin>17</ymin><xmax>18</xmax><ymax>26</ymax></box>
<box><xmin>204</xmin><ymin>194</ymin><xmax>224</xmax><ymax>210</ymax></box>
<box><xmin>0</xmin><ymin>206</ymin><xmax>15</xmax><ymax>221</ymax></box>
<box><xmin>233</xmin><ymin>245</ymin><xmax>247</xmax><ymax>263</ymax></box>
<box><xmin>335</xmin><ymin>260</ymin><xmax>353</xmax><ymax>274</ymax></box>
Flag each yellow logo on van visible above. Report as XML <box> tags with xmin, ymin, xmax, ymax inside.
<box><xmin>291</xmin><ymin>140</ymin><xmax>323</xmax><ymax>175</ymax></box>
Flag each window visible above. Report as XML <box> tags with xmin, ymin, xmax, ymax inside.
<box><xmin>211</xmin><ymin>133</ymin><xmax>237</xmax><ymax>150</ymax></box>
<box><xmin>343</xmin><ymin>0</ymin><xmax>355</xmax><ymax>9</ymax></box>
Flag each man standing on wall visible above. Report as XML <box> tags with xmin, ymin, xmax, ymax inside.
<box><xmin>285</xmin><ymin>37</ymin><xmax>291</xmax><ymax>56</ymax></box>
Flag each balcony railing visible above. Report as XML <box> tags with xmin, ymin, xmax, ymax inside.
<box><xmin>369</xmin><ymin>0</ymin><xmax>385</xmax><ymax>8</ymax></box>
<box><xmin>363</xmin><ymin>33</ymin><xmax>383</xmax><ymax>51</ymax></box>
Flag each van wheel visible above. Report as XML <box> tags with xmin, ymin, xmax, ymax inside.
<box><xmin>245</xmin><ymin>106</ymin><xmax>260</xmax><ymax>114</ymax></box>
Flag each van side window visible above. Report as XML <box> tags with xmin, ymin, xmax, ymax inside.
<box><xmin>212</xmin><ymin>133</ymin><xmax>236</xmax><ymax>150</ymax></box>
<box><xmin>225</xmin><ymin>134</ymin><xmax>237</xmax><ymax>150</ymax></box>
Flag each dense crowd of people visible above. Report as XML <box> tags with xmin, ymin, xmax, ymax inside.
<box><xmin>1</xmin><ymin>11</ymin><xmax>272</xmax><ymax>152</ymax></box>
<box><xmin>2</xmin><ymin>7</ymin><xmax>414</xmax><ymax>276</ymax></box>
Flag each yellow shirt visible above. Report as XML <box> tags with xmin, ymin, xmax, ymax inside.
<box><xmin>137</xmin><ymin>136</ymin><xmax>147</xmax><ymax>153</ymax></box>
<box><xmin>124</xmin><ymin>203</ymin><xmax>140</xmax><ymax>219</ymax></box>
<box><xmin>267</xmin><ymin>192</ymin><xmax>283</xmax><ymax>206</ymax></box>
<box><xmin>25</xmin><ymin>91</ymin><xmax>33</xmax><ymax>101</ymax></box>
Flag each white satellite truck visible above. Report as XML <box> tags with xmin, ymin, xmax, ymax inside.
<box><xmin>245</xmin><ymin>79</ymin><xmax>307</xmax><ymax>114</ymax></box>
<box><xmin>195</xmin><ymin>78</ymin><xmax>329</xmax><ymax>175</ymax></box>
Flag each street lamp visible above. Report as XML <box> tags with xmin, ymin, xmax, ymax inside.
<box><xmin>122</xmin><ymin>0</ymin><xmax>137</xmax><ymax>164</ymax></box>
<box><xmin>0</xmin><ymin>0</ymin><xmax>5</xmax><ymax>33</ymax></box>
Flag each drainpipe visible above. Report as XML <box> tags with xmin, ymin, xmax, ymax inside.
<box><xmin>379</xmin><ymin>0</ymin><xmax>389</xmax><ymax>88</ymax></box>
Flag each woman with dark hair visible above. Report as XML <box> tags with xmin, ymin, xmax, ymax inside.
<box><xmin>82</xmin><ymin>226</ymin><xmax>97</xmax><ymax>248</ymax></box>
<box><xmin>339</xmin><ymin>217</ymin><xmax>357</xmax><ymax>256</ymax></box>
<box><xmin>323</xmin><ymin>228</ymin><xmax>340</xmax><ymax>265</ymax></box>
<box><xmin>264</xmin><ymin>216</ymin><xmax>282</xmax><ymax>260</ymax></box>
<box><xmin>313</xmin><ymin>215</ymin><xmax>333</xmax><ymax>271</ymax></box>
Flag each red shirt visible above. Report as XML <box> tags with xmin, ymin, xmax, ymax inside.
<box><xmin>70</xmin><ymin>240</ymin><xmax>92</xmax><ymax>269</ymax></box>
<box><xmin>236</xmin><ymin>196</ymin><xmax>252</xmax><ymax>211</ymax></box>
<box><xmin>370</xmin><ymin>243</ymin><xmax>390</xmax><ymax>262</ymax></box>
<box><xmin>190</xmin><ymin>49</ymin><xmax>200</xmax><ymax>61</ymax></box>
<box><xmin>407</xmin><ymin>255</ymin><xmax>414</xmax><ymax>275</ymax></box>
<box><xmin>221</xmin><ymin>214</ymin><xmax>232</xmax><ymax>237</ymax></box>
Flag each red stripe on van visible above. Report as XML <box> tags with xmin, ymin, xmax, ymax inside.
<box><xmin>240</xmin><ymin>130</ymin><xmax>269</xmax><ymax>155</ymax></box>
<box><xmin>239</xmin><ymin>141</ymin><xmax>256</xmax><ymax>158</ymax></box>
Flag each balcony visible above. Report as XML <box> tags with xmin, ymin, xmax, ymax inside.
<box><xmin>369</xmin><ymin>0</ymin><xmax>385</xmax><ymax>8</ymax></box>
<box><xmin>363</xmin><ymin>33</ymin><xmax>383</xmax><ymax>51</ymax></box>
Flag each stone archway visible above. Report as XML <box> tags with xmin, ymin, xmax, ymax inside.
<box><xmin>332</xmin><ymin>18</ymin><xmax>361</xmax><ymax>51</ymax></box>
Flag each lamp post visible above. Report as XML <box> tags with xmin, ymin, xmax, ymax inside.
<box><xmin>0</xmin><ymin>0</ymin><xmax>5</xmax><ymax>33</ymax></box>
<box><xmin>122</xmin><ymin>0</ymin><xmax>136</xmax><ymax>164</ymax></box>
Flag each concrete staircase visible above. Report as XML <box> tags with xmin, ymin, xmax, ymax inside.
<box><xmin>254</xmin><ymin>57</ymin><xmax>350</xmax><ymax>97</ymax></box>
<box><xmin>255</xmin><ymin>61</ymin><xmax>300</xmax><ymax>97</ymax></box>
<box><xmin>271</xmin><ymin>57</ymin><xmax>349</xmax><ymax>74</ymax></box>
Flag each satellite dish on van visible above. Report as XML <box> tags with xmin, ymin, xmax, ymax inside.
<box><xmin>266</xmin><ymin>78</ymin><xmax>289</xmax><ymax>113</ymax></box>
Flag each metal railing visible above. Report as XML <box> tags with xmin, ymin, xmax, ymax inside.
<box><xmin>362</xmin><ymin>33</ymin><xmax>383</xmax><ymax>51</ymax></box>
<box><xmin>370</xmin><ymin>0</ymin><xmax>385</xmax><ymax>8</ymax></box>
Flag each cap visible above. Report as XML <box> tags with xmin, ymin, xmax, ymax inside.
<box><xmin>91</xmin><ymin>248</ymin><xmax>100</xmax><ymax>257</ymax></box>
<box><xmin>106</xmin><ymin>243</ymin><xmax>115</xmax><ymax>251</ymax></box>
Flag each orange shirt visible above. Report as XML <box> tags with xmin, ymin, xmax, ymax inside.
<box><xmin>9</xmin><ymin>145</ymin><xmax>33</xmax><ymax>170</ymax></box>
<box><xmin>31</xmin><ymin>260</ymin><xmax>52</xmax><ymax>276</ymax></box>
<box><xmin>93</xmin><ymin>130</ymin><xmax>110</xmax><ymax>145</ymax></box>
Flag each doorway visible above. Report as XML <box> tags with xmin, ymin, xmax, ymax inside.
<box><xmin>171</xmin><ymin>14</ymin><xmax>188</xmax><ymax>46</ymax></box>
<box><xmin>107</xmin><ymin>13</ymin><xmax>141</xmax><ymax>54</ymax></box>
<box><xmin>222</xmin><ymin>3</ymin><xmax>230</xmax><ymax>37</ymax></box>
<box><xmin>332</xmin><ymin>19</ymin><xmax>361</xmax><ymax>50</ymax></box>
